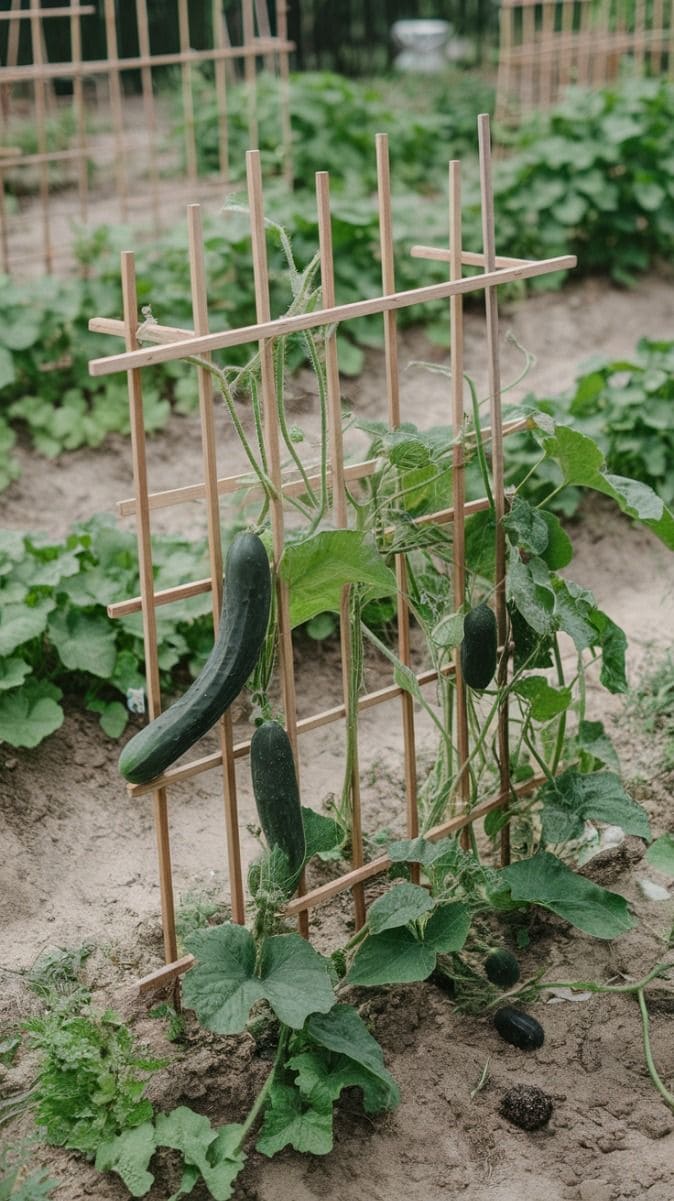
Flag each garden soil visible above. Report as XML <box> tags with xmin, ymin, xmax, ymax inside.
<box><xmin>2</xmin><ymin>279</ymin><xmax>674</xmax><ymax>1200</ymax></box>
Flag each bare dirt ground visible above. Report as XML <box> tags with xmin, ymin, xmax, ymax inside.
<box><xmin>1</xmin><ymin>281</ymin><xmax>674</xmax><ymax>1200</ymax></box>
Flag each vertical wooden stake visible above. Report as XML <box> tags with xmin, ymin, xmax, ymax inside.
<box><xmin>275</xmin><ymin>0</ymin><xmax>293</xmax><ymax>188</ymax></box>
<box><xmin>242</xmin><ymin>0</ymin><xmax>259</xmax><ymax>149</ymax></box>
<box><xmin>449</xmin><ymin>160</ymin><xmax>471</xmax><ymax>850</ymax></box>
<box><xmin>70</xmin><ymin>0</ymin><xmax>89</xmax><ymax>230</ymax></box>
<box><xmin>477</xmin><ymin>115</ymin><xmax>510</xmax><ymax>866</ymax></box>
<box><xmin>316</xmin><ymin>170</ymin><xmax>366</xmax><ymax>931</ymax></box>
<box><xmin>29</xmin><ymin>6</ymin><xmax>52</xmax><ymax>272</ymax></box>
<box><xmin>375</xmin><ymin>134</ymin><xmax>418</xmax><ymax>871</ymax></box>
<box><xmin>212</xmin><ymin>0</ymin><xmax>230</xmax><ymax>181</ymax></box>
<box><xmin>246</xmin><ymin>151</ymin><xmax>307</xmax><ymax>935</ymax></box>
<box><xmin>136</xmin><ymin>0</ymin><xmax>161</xmax><ymax>233</ymax></box>
<box><xmin>178</xmin><ymin>0</ymin><xmax>198</xmax><ymax>186</ymax></box>
<box><xmin>187</xmin><ymin>205</ymin><xmax>245</xmax><ymax>925</ymax></box>
<box><xmin>103</xmin><ymin>0</ymin><xmax>128</xmax><ymax>221</ymax></box>
<box><xmin>121</xmin><ymin>252</ymin><xmax>177</xmax><ymax>963</ymax></box>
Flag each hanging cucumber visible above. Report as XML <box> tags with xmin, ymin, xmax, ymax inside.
<box><xmin>119</xmin><ymin>532</ymin><xmax>271</xmax><ymax>785</ymax></box>
<box><xmin>460</xmin><ymin>602</ymin><xmax>497</xmax><ymax>690</ymax></box>
<box><xmin>250</xmin><ymin>719</ymin><xmax>306</xmax><ymax>881</ymax></box>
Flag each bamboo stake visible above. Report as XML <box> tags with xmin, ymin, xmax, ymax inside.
<box><xmin>449</xmin><ymin>160</ymin><xmax>471</xmax><ymax>850</ymax></box>
<box><xmin>275</xmin><ymin>0</ymin><xmax>293</xmax><ymax>187</ymax></box>
<box><xmin>245</xmin><ymin>149</ymin><xmax>307</xmax><ymax>935</ymax></box>
<box><xmin>477</xmin><ymin>114</ymin><xmax>510</xmax><ymax>867</ymax></box>
<box><xmin>28</xmin><ymin>5</ymin><xmax>52</xmax><ymax>272</ymax></box>
<box><xmin>135</xmin><ymin>0</ymin><xmax>161</xmax><ymax>233</ymax></box>
<box><xmin>254</xmin><ymin>0</ymin><xmax>275</xmax><ymax>72</ymax></box>
<box><xmin>495</xmin><ymin>2</ymin><xmax>514</xmax><ymax>123</ymax></box>
<box><xmin>89</xmin><ymin>253</ymin><xmax>578</xmax><ymax>377</ymax></box>
<box><xmin>0</xmin><ymin>5</ymin><xmax>94</xmax><ymax>17</ymax></box>
<box><xmin>375</xmin><ymin>134</ymin><xmax>418</xmax><ymax>863</ymax></box>
<box><xmin>521</xmin><ymin>1</ymin><xmax>535</xmax><ymax>110</ymax></box>
<box><xmin>0</xmin><ymin>172</ymin><xmax>8</xmax><ymax>273</ymax></box>
<box><xmin>103</xmin><ymin>0</ymin><xmax>128</xmax><ymax>221</ymax></box>
<box><xmin>121</xmin><ymin>252</ymin><xmax>177</xmax><ymax>964</ymax></box>
<box><xmin>187</xmin><ymin>204</ymin><xmax>245</xmax><ymax>925</ymax></box>
<box><xmin>316</xmin><ymin>169</ymin><xmax>366</xmax><ymax>931</ymax></box>
<box><xmin>540</xmin><ymin>0</ymin><xmax>555</xmax><ymax>106</ymax></box>
<box><xmin>242</xmin><ymin>0</ymin><xmax>259</xmax><ymax>148</ymax></box>
<box><xmin>651</xmin><ymin>0</ymin><xmax>664</xmax><ymax>73</ymax></box>
<box><xmin>212</xmin><ymin>0</ymin><xmax>230</xmax><ymax>180</ymax></box>
<box><xmin>69</xmin><ymin>0</ymin><xmax>88</xmax><ymax>230</ymax></box>
<box><xmin>178</xmin><ymin>0</ymin><xmax>198</xmax><ymax>186</ymax></box>
<box><xmin>634</xmin><ymin>0</ymin><xmax>647</xmax><ymax>72</ymax></box>
<box><xmin>0</xmin><ymin>40</ymin><xmax>294</xmax><ymax>84</ymax></box>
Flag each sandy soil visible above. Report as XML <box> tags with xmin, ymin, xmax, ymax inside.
<box><xmin>1</xmin><ymin>281</ymin><xmax>674</xmax><ymax>1200</ymax></box>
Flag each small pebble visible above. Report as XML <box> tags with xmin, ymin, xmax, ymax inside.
<box><xmin>499</xmin><ymin>1083</ymin><xmax>553</xmax><ymax>1130</ymax></box>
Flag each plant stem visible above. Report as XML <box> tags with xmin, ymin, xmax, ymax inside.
<box><xmin>637</xmin><ymin>987</ymin><xmax>674</xmax><ymax>1112</ymax></box>
<box><xmin>540</xmin><ymin>962</ymin><xmax>672</xmax><ymax>995</ymax></box>
<box><xmin>237</xmin><ymin>1023</ymin><xmax>290</xmax><ymax>1148</ymax></box>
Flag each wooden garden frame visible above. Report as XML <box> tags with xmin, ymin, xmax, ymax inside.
<box><xmin>496</xmin><ymin>0</ymin><xmax>674</xmax><ymax>124</ymax></box>
<box><xmin>86</xmin><ymin>114</ymin><xmax>576</xmax><ymax>993</ymax></box>
<box><xmin>0</xmin><ymin>0</ymin><xmax>292</xmax><ymax>275</ymax></box>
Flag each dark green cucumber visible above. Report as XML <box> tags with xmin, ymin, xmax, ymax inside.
<box><xmin>460</xmin><ymin>602</ymin><xmax>497</xmax><ymax>690</ymax></box>
<box><xmin>119</xmin><ymin>532</ymin><xmax>271</xmax><ymax>785</ymax></box>
<box><xmin>493</xmin><ymin>1006</ymin><xmax>544</xmax><ymax>1050</ymax></box>
<box><xmin>484</xmin><ymin>948</ymin><xmax>521</xmax><ymax>989</ymax></box>
<box><xmin>250</xmin><ymin>720</ymin><xmax>306</xmax><ymax>880</ymax></box>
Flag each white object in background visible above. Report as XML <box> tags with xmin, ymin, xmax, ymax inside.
<box><xmin>638</xmin><ymin>878</ymin><xmax>671</xmax><ymax>902</ymax></box>
<box><xmin>126</xmin><ymin>687</ymin><xmax>146</xmax><ymax>715</ymax></box>
<box><xmin>392</xmin><ymin>19</ymin><xmax>451</xmax><ymax>73</ymax></box>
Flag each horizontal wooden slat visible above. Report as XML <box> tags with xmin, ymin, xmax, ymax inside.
<box><xmin>411</xmin><ymin>246</ymin><xmax>532</xmax><ymax>268</ymax></box>
<box><xmin>0</xmin><ymin>148</ymin><xmax>89</xmax><ymax>169</ymax></box>
<box><xmin>0</xmin><ymin>5</ymin><xmax>95</xmax><ymax>18</ymax></box>
<box><xmin>0</xmin><ymin>39</ymin><xmax>294</xmax><ymax>84</ymax></box>
<box><xmin>89</xmin><ymin>255</ymin><xmax>577</xmax><ymax>377</ymax></box>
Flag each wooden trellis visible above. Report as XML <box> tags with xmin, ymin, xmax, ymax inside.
<box><xmin>86</xmin><ymin>115</ymin><xmax>576</xmax><ymax>991</ymax></box>
<box><xmin>0</xmin><ymin>0</ymin><xmax>292</xmax><ymax>276</ymax></box>
<box><xmin>496</xmin><ymin>0</ymin><xmax>674</xmax><ymax>124</ymax></box>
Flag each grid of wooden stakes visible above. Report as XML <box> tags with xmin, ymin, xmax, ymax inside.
<box><xmin>496</xmin><ymin>0</ymin><xmax>674</xmax><ymax>124</ymax></box>
<box><xmin>0</xmin><ymin>0</ymin><xmax>292</xmax><ymax>276</ymax></box>
<box><xmin>87</xmin><ymin>115</ymin><xmax>577</xmax><ymax>995</ymax></box>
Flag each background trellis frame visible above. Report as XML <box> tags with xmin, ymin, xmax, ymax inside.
<box><xmin>87</xmin><ymin>114</ymin><xmax>576</xmax><ymax>992</ymax></box>
<box><xmin>0</xmin><ymin>0</ymin><xmax>293</xmax><ymax>276</ymax></box>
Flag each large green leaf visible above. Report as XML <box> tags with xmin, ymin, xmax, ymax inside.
<box><xmin>0</xmin><ymin>657</ymin><xmax>31</xmax><ymax>692</ymax></box>
<box><xmin>154</xmin><ymin>1108</ymin><xmax>246</xmax><ymax>1201</ymax></box>
<box><xmin>95</xmin><ymin>1123</ymin><xmax>156</xmax><ymax>1198</ymax></box>
<box><xmin>513</xmin><ymin>675</ymin><xmax>572</xmax><ymax>721</ymax></box>
<box><xmin>0</xmin><ymin>598</ymin><xmax>55</xmax><ymax>656</ymax></box>
<box><xmin>48</xmin><ymin>608</ymin><xmax>117</xmax><ymax>678</ymax></box>
<box><xmin>421</xmin><ymin>902</ymin><xmax>470</xmax><ymax>953</ymax></box>
<box><xmin>0</xmin><ymin>679</ymin><xmax>63</xmax><ymax>748</ymax></box>
<box><xmin>279</xmin><ymin>530</ymin><xmax>396</xmax><ymax>628</ymax></box>
<box><xmin>303</xmin><ymin>1005</ymin><xmax>399</xmax><ymax>1111</ymax></box>
<box><xmin>183</xmin><ymin>925</ymin><xmax>334</xmax><ymax>1034</ymax></box>
<box><xmin>501</xmin><ymin>851</ymin><xmax>635</xmax><ymax>938</ymax></box>
<box><xmin>366</xmin><ymin>883</ymin><xmax>434</xmax><ymax>933</ymax></box>
<box><xmin>346</xmin><ymin>927</ymin><xmax>435</xmax><ymax>986</ymax></box>
<box><xmin>503</xmin><ymin>495</ymin><xmax>550</xmax><ymax>556</ymax></box>
<box><xmin>645</xmin><ymin>834</ymin><xmax>674</xmax><ymax>878</ymax></box>
<box><xmin>507</xmin><ymin>549</ymin><xmax>556</xmax><ymax>636</ymax></box>
<box><xmin>539</xmin><ymin>769</ymin><xmax>650</xmax><ymax>845</ymax></box>
<box><xmin>255</xmin><ymin>1081</ymin><xmax>333</xmax><ymax>1157</ymax></box>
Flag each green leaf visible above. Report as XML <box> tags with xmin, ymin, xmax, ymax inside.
<box><xmin>48</xmin><ymin>608</ymin><xmax>117</xmax><ymax>678</ymax></box>
<box><xmin>99</xmin><ymin>701</ymin><xmax>129</xmax><ymax>739</ymax></box>
<box><xmin>574</xmin><ymin>720</ymin><xmax>620</xmax><ymax>772</ymax></box>
<box><xmin>0</xmin><ymin>597</ymin><xmax>55</xmax><ymax>656</ymax></box>
<box><xmin>0</xmin><ymin>346</ymin><xmax>15</xmax><ymax>390</ymax></box>
<box><xmin>645</xmin><ymin>834</ymin><xmax>674</xmax><ymax>878</ymax></box>
<box><xmin>421</xmin><ymin>902</ymin><xmax>470</xmax><ymax>953</ymax></box>
<box><xmin>590</xmin><ymin>609</ymin><xmax>628</xmax><ymax>694</ymax></box>
<box><xmin>0</xmin><ymin>656</ymin><xmax>31</xmax><ymax>691</ymax></box>
<box><xmin>501</xmin><ymin>851</ymin><xmax>636</xmax><ymax>938</ymax></box>
<box><xmin>95</xmin><ymin>1123</ymin><xmax>156</xmax><ymax>1197</ymax></box>
<box><xmin>387</xmin><ymin>835</ymin><xmax>454</xmax><ymax>869</ymax></box>
<box><xmin>280</xmin><ymin>531</ymin><xmax>396</xmax><ymax>628</ymax></box>
<box><xmin>539</xmin><ymin>509</ymin><xmax>573</xmax><ymax>569</ymax></box>
<box><xmin>367</xmin><ymin>883</ymin><xmax>434</xmax><ymax>933</ymax></box>
<box><xmin>347</xmin><ymin>927</ymin><xmax>435</xmax><ymax>986</ymax></box>
<box><xmin>155</xmin><ymin>1108</ymin><xmax>246</xmax><ymax>1201</ymax></box>
<box><xmin>0</xmin><ymin>679</ymin><xmax>63</xmax><ymax>747</ymax></box>
<box><xmin>0</xmin><ymin>529</ymin><xmax>25</xmax><ymax>575</ymax></box>
<box><xmin>183</xmin><ymin>925</ymin><xmax>334</xmax><ymax>1034</ymax></box>
<box><xmin>539</xmin><ymin>769</ymin><xmax>650</xmax><ymax>845</ymax></box>
<box><xmin>503</xmin><ymin>495</ymin><xmax>550</xmax><ymax>556</ymax></box>
<box><xmin>507</xmin><ymin>550</ymin><xmax>556</xmax><ymax>637</ymax></box>
<box><xmin>553</xmin><ymin>578</ymin><xmax>596</xmax><ymax>650</ymax></box>
<box><xmin>256</xmin><ymin>1080</ymin><xmax>334</xmax><ymax>1157</ymax></box>
<box><xmin>513</xmin><ymin>675</ymin><xmax>572</xmax><ymax>721</ymax></box>
<box><xmin>431</xmin><ymin>609</ymin><xmax>464</xmax><ymax>649</ymax></box>
<box><xmin>301</xmin><ymin>806</ymin><xmax>345</xmax><ymax>859</ymax></box>
<box><xmin>303</xmin><ymin>1005</ymin><xmax>399</xmax><ymax>1112</ymax></box>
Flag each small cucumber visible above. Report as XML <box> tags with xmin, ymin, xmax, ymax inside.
<box><xmin>460</xmin><ymin>602</ymin><xmax>497</xmax><ymax>690</ymax></box>
<box><xmin>250</xmin><ymin>720</ymin><xmax>306</xmax><ymax>881</ymax></box>
<box><xmin>493</xmin><ymin>1006</ymin><xmax>544</xmax><ymax>1050</ymax></box>
<box><xmin>484</xmin><ymin>949</ymin><xmax>521</xmax><ymax>989</ymax></box>
<box><xmin>119</xmin><ymin>532</ymin><xmax>271</xmax><ymax>785</ymax></box>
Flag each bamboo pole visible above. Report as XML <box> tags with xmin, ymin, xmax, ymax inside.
<box><xmin>449</xmin><ymin>160</ymin><xmax>471</xmax><ymax>850</ymax></box>
<box><xmin>28</xmin><ymin>5</ymin><xmax>52</xmax><ymax>272</ymax></box>
<box><xmin>121</xmin><ymin>252</ymin><xmax>177</xmax><ymax>964</ymax></box>
<box><xmin>316</xmin><ymin>169</ymin><xmax>366</xmax><ymax>931</ymax></box>
<box><xmin>477</xmin><ymin>114</ymin><xmax>511</xmax><ymax>867</ymax></box>
<box><xmin>254</xmin><ymin>0</ymin><xmax>275</xmax><ymax>72</ymax></box>
<box><xmin>69</xmin><ymin>0</ymin><xmax>89</xmax><ymax>230</ymax></box>
<box><xmin>89</xmin><ymin>253</ymin><xmax>578</xmax><ymax>377</ymax></box>
<box><xmin>0</xmin><ymin>39</ymin><xmax>294</xmax><ymax>84</ymax></box>
<box><xmin>187</xmin><ymin>204</ymin><xmax>245</xmax><ymax>925</ymax></box>
<box><xmin>178</xmin><ymin>0</ymin><xmax>198</xmax><ymax>186</ymax></box>
<box><xmin>242</xmin><ymin>0</ymin><xmax>259</xmax><ymax>148</ymax></box>
<box><xmin>212</xmin><ymin>0</ymin><xmax>230</xmax><ymax>180</ymax></box>
<box><xmin>103</xmin><ymin>0</ymin><xmax>128</xmax><ymax>221</ymax></box>
<box><xmin>275</xmin><ymin>0</ymin><xmax>293</xmax><ymax>187</ymax></box>
<box><xmin>375</xmin><ymin>134</ymin><xmax>418</xmax><ymax>864</ymax></box>
<box><xmin>135</xmin><ymin>0</ymin><xmax>161</xmax><ymax>233</ymax></box>
<box><xmin>245</xmin><ymin>149</ymin><xmax>307</xmax><ymax>935</ymax></box>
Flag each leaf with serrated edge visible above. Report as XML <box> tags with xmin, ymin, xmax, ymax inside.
<box><xmin>0</xmin><ymin>681</ymin><xmax>63</xmax><ymax>748</ymax></box>
<box><xmin>302</xmin><ymin>1004</ymin><xmax>399</xmax><ymax>1112</ymax></box>
<box><xmin>540</xmin><ymin>769</ymin><xmax>650</xmax><ymax>846</ymax></box>
<box><xmin>95</xmin><ymin>1123</ymin><xmax>156</xmax><ymax>1197</ymax></box>
<box><xmin>501</xmin><ymin>851</ymin><xmax>635</xmax><ymax>938</ymax></box>
<box><xmin>280</xmin><ymin>530</ymin><xmax>396</xmax><ymax>628</ymax></box>
<box><xmin>367</xmin><ymin>883</ymin><xmax>434</xmax><ymax>933</ymax></box>
<box><xmin>182</xmin><ymin>925</ymin><xmax>263</xmax><ymax>1035</ymax></box>
<box><xmin>347</xmin><ymin>927</ymin><xmax>435</xmax><ymax>986</ymax></box>
<box><xmin>422</xmin><ymin>902</ymin><xmax>471</xmax><ymax>953</ymax></box>
<box><xmin>255</xmin><ymin>1081</ymin><xmax>333</xmax><ymax>1157</ymax></box>
<box><xmin>257</xmin><ymin>934</ymin><xmax>335</xmax><ymax>1028</ymax></box>
<box><xmin>513</xmin><ymin>675</ymin><xmax>572</xmax><ymax>721</ymax></box>
<box><xmin>155</xmin><ymin>1108</ymin><xmax>246</xmax><ymax>1201</ymax></box>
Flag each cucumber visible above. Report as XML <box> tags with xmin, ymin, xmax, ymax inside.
<box><xmin>484</xmin><ymin>949</ymin><xmax>521</xmax><ymax>989</ymax></box>
<box><xmin>250</xmin><ymin>720</ymin><xmax>306</xmax><ymax>881</ymax></box>
<box><xmin>460</xmin><ymin>602</ymin><xmax>497</xmax><ymax>691</ymax></box>
<box><xmin>119</xmin><ymin>532</ymin><xmax>271</xmax><ymax>784</ymax></box>
<box><xmin>493</xmin><ymin>1006</ymin><xmax>544</xmax><ymax>1050</ymax></box>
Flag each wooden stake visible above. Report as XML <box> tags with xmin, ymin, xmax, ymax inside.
<box><xmin>28</xmin><ymin>5</ymin><xmax>52</xmax><ymax>272</ymax></box>
<box><xmin>69</xmin><ymin>0</ymin><xmax>89</xmax><ymax>231</ymax></box>
<box><xmin>178</xmin><ymin>0</ymin><xmax>198</xmax><ymax>185</ymax></box>
<box><xmin>187</xmin><ymin>205</ymin><xmax>245</xmax><ymax>925</ymax></box>
<box><xmin>121</xmin><ymin>252</ymin><xmax>177</xmax><ymax>964</ymax></box>
<box><xmin>275</xmin><ymin>0</ymin><xmax>293</xmax><ymax>187</ymax></box>
<box><xmin>135</xmin><ymin>0</ymin><xmax>161</xmax><ymax>233</ymax></box>
<box><xmin>316</xmin><ymin>169</ymin><xmax>366</xmax><ymax>930</ymax></box>
<box><xmin>478</xmin><ymin>114</ymin><xmax>511</xmax><ymax>867</ymax></box>
<box><xmin>103</xmin><ymin>0</ymin><xmax>128</xmax><ymax>220</ymax></box>
<box><xmin>212</xmin><ymin>0</ymin><xmax>230</xmax><ymax>180</ymax></box>
<box><xmin>242</xmin><ymin>0</ymin><xmax>259</xmax><ymax>148</ymax></box>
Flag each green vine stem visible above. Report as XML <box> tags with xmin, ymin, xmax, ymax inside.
<box><xmin>637</xmin><ymin>987</ymin><xmax>674</xmax><ymax>1113</ymax></box>
<box><xmin>235</xmin><ymin>1023</ymin><xmax>291</xmax><ymax>1150</ymax></box>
